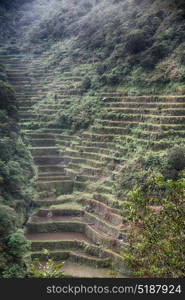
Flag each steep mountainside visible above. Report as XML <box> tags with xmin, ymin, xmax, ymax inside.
<box><xmin>0</xmin><ymin>0</ymin><xmax>184</xmax><ymax>278</ymax></box>
<box><xmin>2</xmin><ymin>0</ymin><xmax>185</xmax><ymax>94</ymax></box>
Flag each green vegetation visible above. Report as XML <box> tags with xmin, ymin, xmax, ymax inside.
<box><xmin>28</xmin><ymin>249</ymin><xmax>64</xmax><ymax>278</ymax></box>
<box><xmin>0</xmin><ymin>80</ymin><xmax>36</xmax><ymax>215</ymax></box>
<box><xmin>0</xmin><ymin>73</ymin><xmax>36</xmax><ymax>277</ymax></box>
<box><xmin>55</xmin><ymin>96</ymin><xmax>102</xmax><ymax>133</ymax></box>
<box><xmin>114</xmin><ymin>136</ymin><xmax>185</xmax><ymax>195</ymax></box>
<box><xmin>13</xmin><ymin>0</ymin><xmax>185</xmax><ymax>95</ymax></box>
<box><xmin>0</xmin><ymin>204</ymin><xmax>31</xmax><ymax>278</ymax></box>
<box><xmin>123</xmin><ymin>176</ymin><xmax>185</xmax><ymax>277</ymax></box>
<box><xmin>111</xmin><ymin>145</ymin><xmax>185</xmax><ymax>277</ymax></box>
<box><xmin>0</xmin><ymin>0</ymin><xmax>185</xmax><ymax>278</ymax></box>
<box><xmin>51</xmin><ymin>202</ymin><xmax>82</xmax><ymax>210</ymax></box>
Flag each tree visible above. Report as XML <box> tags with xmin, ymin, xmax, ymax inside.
<box><xmin>0</xmin><ymin>205</ymin><xmax>17</xmax><ymax>237</ymax></box>
<box><xmin>8</xmin><ymin>229</ymin><xmax>31</xmax><ymax>258</ymax></box>
<box><xmin>125</xmin><ymin>29</ymin><xmax>150</xmax><ymax>54</ymax></box>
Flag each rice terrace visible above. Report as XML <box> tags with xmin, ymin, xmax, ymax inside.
<box><xmin>0</xmin><ymin>0</ymin><xmax>184</xmax><ymax>279</ymax></box>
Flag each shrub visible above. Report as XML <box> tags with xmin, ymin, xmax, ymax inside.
<box><xmin>56</xmin><ymin>96</ymin><xmax>102</xmax><ymax>132</ymax></box>
<box><xmin>106</xmin><ymin>72</ymin><xmax>121</xmax><ymax>85</ymax></box>
<box><xmin>0</xmin><ymin>205</ymin><xmax>17</xmax><ymax>236</ymax></box>
<box><xmin>81</xmin><ymin>76</ymin><xmax>91</xmax><ymax>90</ymax></box>
<box><xmin>141</xmin><ymin>44</ymin><xmax>167</xmax><ymax>69</ymax></box>
<box><xmin>8</xmin><ymin>229</ymin><xmax>31</xmax><ymax>258</ymax></box>
<box><xmin>0</xmin><ymin>81</ymin><xmax>17</xmax><ymax>114</ymax></box>
<box><xmin>125</xmin><ymin>29</ymin><xmax>151</xmax><ymax>54</ymax></box>
<box><xmin>158</xmin><ymin>146</ymin><xmax>185</xmax><ymax>180</ymax></box>
<box><xmin>179</xmin><ymin>50</ymin><xmax>185</xmax><ymax>65</ymax></box>
<box><xmin>96</xmin><ymin>63</ymin><xmax>107</xmax><ymax>75</ymax></box>
<box><xmin>166</xmin><ymin>146</ymin><xmax>185</xmax><ymax>171</ymax></box>
<box><xmin>2</xmin><ymin>264</ymin><xmax>27</xmax><ymax>278</ymax></box>
<box><xmin>98</xmin><ymin>74</ymin><xmax>108</xmax><ymax>85</ymax></box>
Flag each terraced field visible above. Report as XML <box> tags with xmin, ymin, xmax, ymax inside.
<box><xmin>1</xmin><ymin>46</ymin><xmax>185</xmax><ymax>277</ymax></box>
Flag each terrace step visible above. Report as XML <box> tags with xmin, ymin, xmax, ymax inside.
<box><xmin>37</xmin><ymin>180</ymin><xmax>74</xmax><ymax>194</ymax></box>
<box><xmin>60</xmin><ymin>261</ymin><xmax>114</xmax><ymax>278</ymax></box>
<box><xmin>33</xmin><ymin>156</ymin><xmax>63</xmax><ymax>165</ymax></box>
<box><xmin>19</xmin><ymin>112</ymin><xmax>56</xmax><ymax>119</ymax></box>
<box><xmin>19</xmin><ymin>119</ymin><xmax>38</xmax><ymax>123</ymax></box>
<box><xmin>29</xmin><ymin>139</ymin><xmax>57</xmax><ymax>147</ymax></box>
<box><xmin>101</xmin><ymin>112</ymin><xmax>185</xmax><ymax>124</ymax></box>
<box><xmin>74</xmin><ymin>145</ymin><xmax>121</xmax><ymax>156</ymax></box>
<box><xmin>38</xmin><ymin>172</ymin><xmax>66</xmax><ymax>177</ymax></box>
<box><xmin>63</xmin><ymin>156</ymin><xmax>104</xmax><ymax>168</ymax></box>
<box><xmin>103</xmin><ymin>107</ymin><xmax>185</xmax><ymax>116</ymax></box>
<box><xmin>30</xmin><ymin>214</ymin><xmax>84</xmax><ymax>223</ymax></box>
<box><xmin>65</xmin><ymin>168</ymin><xmax>97</xmax><ymax>182</ymax></box>
<box><xmin>38</xmin><ymin>175</ymin><xmax>71</xmax><ymax>182</ymax></box>
<box><xmin>84</xmin><ymin>212</ymin><xmax>121</xmax><ymax>239</ymax></box>
<box><xmin>26</xmin><ymin>220</ymin><xmax>86</xmax><ymax>234</ymax></box>
<box><xmin>64</xmin><ymin>149</ymin><xmax>122</xmax><ymax>163</ymax></box>
<box><xmin>96</xmin><ymin>185</ymin><xmax>113</xmax><ymax>195</ymax></box>
<box><xmin>29</xmin><ymin>147</ymin><xmax>60</xmax><ymax>156</ymax></box>
<box><xmin>84</xmin><ymin>199</ymin><xmax>123</xmax><ymax>227</ymax></box>
<box><xmin>33</xmin><ymin>128</ymin><xmax>62</xmax><ymax>134</ymax></box>
<box><xmin>100</xmin><ymin>95</ymin><xmax>185</xmax><ymax>103</ymax></box>
<box><xmin>81</xmin><ymin>141</ymin><xmax>119</xmax><ymax>150</ymax></box>
<box><xmin>91</xmin><ymin>126</ymin><xmax>128</xmax><ymax>135</ymax></box>
<box><xmin>31</xmin><ymin>205</ymin><xmax>124</xmax><ymax>251</ymax></box>
<box><xmin>35</xmin><ymin>199</ymin><xmax>76</xmax><ymax>207</ymax></box>
<box><xmin>29</xmin><ymin>250</ymin><xmax>111</xmax><ymax>269</ymax></box>
<box><xmin>26</xmin><ymin>232</ymin><xmax>90</xmax><ymax>242</ymax></box>
<box><xmin>95</xmin><ymin>119</ymin><xmax>185</xmax><ymax>130</ymax></box>
<box><xmin>67</xmin><ymin>163</ymin><xmax>102</xmax><ymax>175</ymax></box>
<box><xmin>82</xmin><ymin>132</ymin><xmax>116</xmax><ymax>142</ymax></box>
<box><xmin>103</xmin><ymin>101</ymin><xmax>185</xmax><ymax>109</ymax></box>
<box><xmin>93</xmin><ymin>193</ymin><xmax>124</xmax><ymax>213</ymax></box>
<box><xmin>37</xmin><ymin>165</ymin><xmax>66</xmax><ymax>173</ymax></box>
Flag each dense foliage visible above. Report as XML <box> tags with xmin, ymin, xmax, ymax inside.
<box><xmin>123</xmin><ymin>176</ymin><xmax>185</xmax><ymax>277</ymax></box>
<box><xmin>55</xmin><ymin>96</ymin><xmax>102</xmax><ymax>133</ymax></box>
<box><xmin>0</xmin><ymin>0</ymin><xmax>185</xmax><ymax>278</ymax></box>
<box><xmin>115</xmin><ymin>147</ymin><xmax>185</xmax><ymax>277</ymax></box>
<box><xmin>5</xmin><ymin>0</ymin><xmax>184</xmax><ymax>95</ymax></box>
<box><xmin>0</xmin><ymin>77</ymin><xmax>36</xmax><ymax>277</ymax></box>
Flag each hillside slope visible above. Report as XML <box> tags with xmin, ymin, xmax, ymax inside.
<box><xmin>0</xmin><ymin>0</ymin><xmax>184</xmax><ymax>278</ymax></box>
<box><xmin>2</xmin><ymin>0</ymin><xmax>185</xmax><ymax>94</ymax></box>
